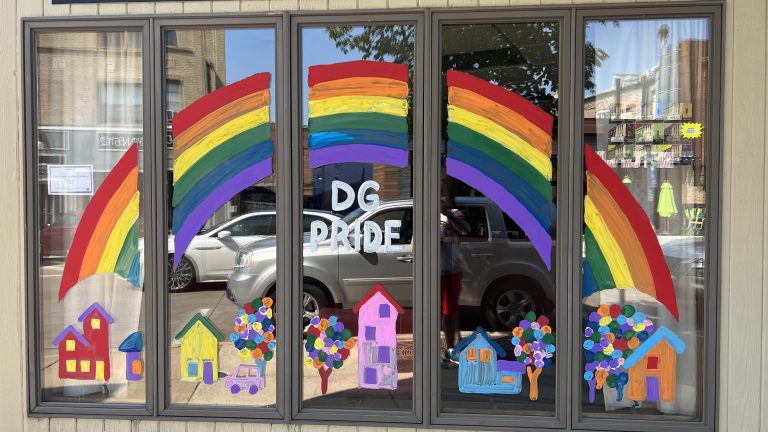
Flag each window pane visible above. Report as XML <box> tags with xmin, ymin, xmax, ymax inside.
<box><xmin>165</xmin><ymin>27</ymin><xmax>278</xmax><ymax>408</ymax></box>
<box><xmin>581</xmin><ymin>17</ymin><xmax>709</xmax><ymax>421</ymax></box>
<box><xmin>438</xmin><ymin>22</ymin><xmax>560</xmax><ymax>417</ymax></box>
<box><xmin>36</xmin><ymin>31</ymin><xmax>145</xmax><ymax>403</ymax></box>
<box><xmin>300</xmin><ymin>24</ymin><xmax>416</xmax><ymax>411</ymax></box>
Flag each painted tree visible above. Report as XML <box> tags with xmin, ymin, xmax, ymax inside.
<box><xmin>229</xmin><ymin>296</ymin><xmax>276</xmax><ymax>379</ymax></box>
<box><xmin>583</xmin><ymin>304</ymin><xmax>655</xmax><ymax>403</ymax></box>
<box><xmin>511</xmin><ymin>312</ymin><xmax>556</xmax><ymax>400</ymax></box>
<box><xmin>304</xmin><ymin>315</ymin><xmax>356</xmax><ymax>395</ymax></box>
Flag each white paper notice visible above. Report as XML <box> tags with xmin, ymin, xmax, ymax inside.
<box><xmin>47</xmin><ymin>165</ymin><xmax>94</xmax><ymax>195</ymax></box>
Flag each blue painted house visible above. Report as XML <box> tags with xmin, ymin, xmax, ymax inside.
<box><xmin>455</xmin><ymin>327</ymin><xmax>526</xmax><ymax>394</ymax></box>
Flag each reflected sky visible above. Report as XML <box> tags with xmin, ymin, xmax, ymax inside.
<box><xmin>225</xmin><ymin>28</ymin><xmax>277</xmax><ymax>118</ymax></box>
<box><xmin>587</xmin><ymin>18</ymin><xmax>709</xmax><ymax>94</ymax></box>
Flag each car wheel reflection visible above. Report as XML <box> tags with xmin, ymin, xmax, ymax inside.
<box><xmin>493</xmin><ymin>288</ymin><xmax>535</xmax><ymax>330</ymax></box>
<box><xmin>169</xmin><ymin>255</ymin><xmax>195</xmax><ymax>292</ymax></box>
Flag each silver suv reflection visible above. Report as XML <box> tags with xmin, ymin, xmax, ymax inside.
<box><xmin>226</xmin><ymin>197</ymin><xmax>555</xmax><ymax>330</ymax></box>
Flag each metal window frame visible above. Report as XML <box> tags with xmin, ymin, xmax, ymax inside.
<box><xmin>289</xmin><ymin>11</ymin><xmax>426</xmax><ymax>426</ymax></box>
<box><xmin>21</xmin><ymin>2</ymin><xmax>723</xmax><ymax>430</ymax></box>
<box><xmin>23</xmin><ymin>18</ymin><xmax>156</xmax><ymax>418</ymax></box>
<box><xmin>151</xmin><ymin>15</ymin><xmax>288</xmax><ymax>422</ymax></box>
<box><xmin>571</xmin><ymin>5</ymin><xmax>723</xmax><ymax>432</ymax></box>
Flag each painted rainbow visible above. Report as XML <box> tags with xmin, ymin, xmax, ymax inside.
<box><xmin>59</xmin><ymin>144</ymin><xmax>140</xmax><ymax>301</ymax></box>
<box><xmin>446</xmin><ymin>70</ymin><xmax>555</xmax><ymax>270</ymax></box>
<box><xmin>307</xmin><ymin>60</ymin><xmax>410</xmax><ymax>168</ymax></box>
<box><xmin>583</xmin><ymin>145</ymin><xmax>679</xmax><ymax>320</ymax></box>
<box><xmin>171</xmin><ymin>73</ymin><xmax>273</xmax><ymax>268</ymax></box>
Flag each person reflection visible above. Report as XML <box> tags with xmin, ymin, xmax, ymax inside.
<box><xmin>440</xmin><ymin>177</ymin><xmax>470</xmax><ymax>367</ymax></box>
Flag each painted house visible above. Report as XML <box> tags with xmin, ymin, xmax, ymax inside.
<box><xmin>52</xmin><ymin>302</ymin><xmax>114</xmax><ymax>381</ymax></box>
<box><xmin>353</xmin><ymin>283</ymin><xmax>404</xmax><ymax>390</ymax></box>
<box><xmin>623</xmin><ymin>326</ymin><xmax>687</xmax><ymax>403</ymax></box>
<box><xmin>455</xmin><ymin>327</ymin><xmax>525</xmax><ymax>394</ymax></box>
<box><xmin>176</xmin><ymin>312</ymin><xmax>225</xmax><ymax>384</ymax></box>
<box><xmin>119</xmin><ymin>331</ymin><xmax>144</xmax><ymax>381</ymax></box>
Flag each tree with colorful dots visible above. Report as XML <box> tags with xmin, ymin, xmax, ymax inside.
<box><xmin>511</xmin><ymin>311</ymin><xmax>556</xmax><ymax>401</ymax></box>
<box><xmin>229</xmin><ymin>297</ymin><xmax>276</xmax><ymax>379</ymax></box>
<box><xmin>304</xmin><ymin>315</ymin><xmax>356</xmax><ymax>395</ymax></box>
<box><xmin>583</xmin><ymin>304</ymin><xmax>655</xmax><ymax>403</ymax></box>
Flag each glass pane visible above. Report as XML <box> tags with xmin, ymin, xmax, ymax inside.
<box><xmin>581</xmin><ymin>18</ymin><xmax>709</xmax><ymax>421</ymax></box>
<box><xmin>438</xmin><ymin>22</ymin><xmax>559</xmax><ymax>417</ymax></box>
<box><xmin>300</xmin><ymin>24</ymin><xmax>416</xmax><ymax>411</ymax></box>
<box><xmin>165</xmin><ymin>28</ymin><xmax>278</xmax><ymax>408</ymax></box>
<box><xmin>36</xmin><ymin>31</ymin><xmax>146</xmax><ymax>403</ymax></box>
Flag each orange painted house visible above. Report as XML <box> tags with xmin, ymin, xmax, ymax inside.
<box><xmin>623</xmin><ymin>326</ymin><xmax>686</xmax><ymax>403</ymax></box>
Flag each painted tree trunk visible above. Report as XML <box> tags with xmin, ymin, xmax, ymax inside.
<box><xmin>318</xmin><ymin>367</ymin><xmax>333</xmax><ymax>395</ymax></box>
<box><xmin>526</xmin><ymin>366</ymin><xmax>543</xmax><ymax>401</ymax></box>
<box><xmin>616</xmin><ymin>382</ymin><xmax>624</xmax><ymax>402</ymax></box>
<box><xmin>588</xmin><ymin>379</ymin><xmax>597</xmax><ymax>403</ymax></box>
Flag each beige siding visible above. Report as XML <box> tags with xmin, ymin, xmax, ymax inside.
<box><xmin>2</xmin><ymin>0</ymin><xmax>766</xmax><ymax>431</ymax></box>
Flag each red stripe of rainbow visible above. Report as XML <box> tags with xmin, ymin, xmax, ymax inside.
<box><xmin>59</xmin><ymin>144</ymin><xmax>139</xmax><ymax>300</ymax></box>
<box><xmin>583</xmin><ymin>145</ymin><xmax>679</xmax><ymax>320</ymax></box>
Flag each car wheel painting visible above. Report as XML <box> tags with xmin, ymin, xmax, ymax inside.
<box><xmin>230</xmin><ymin>384</ymin><xmax>240</xmax><ymax>394</ymax></box>
<box><xmin>249</xmin><ymin>385</ymin><xmax>258</xmax><ymax>395</ymax></box>
<box><xmin>168</xmin><ymin>255</ymin><xmax>195</xmax><ymax>292</ymax></box>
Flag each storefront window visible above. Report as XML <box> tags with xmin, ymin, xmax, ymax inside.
<box><xmin>299</xmin><ymin>24</ymin><xmax>416</xmax><ymax>411</ymax></box>
<box><xmin>437</xmin><ymin>21</ymin><xmax>559</xmax><ymax>417</ymax></box>
<box><xmin>164</xmin><ymin>27</ymin><xmax>278</xmax><ymax>408</ymax></box>
<box><xmin>35</xmin><ymin>30</ymin><xmax>146</xmax><ymax>403</ymax></box>
<box><xmin>581</xmin><ymin>17</ymin><xmax>710</xmax><ymax>421</ymax></box>
<box><xmin>25</xmin><ymin>7</ymin><xmax>719</xmax><ymax>429</ymax></box>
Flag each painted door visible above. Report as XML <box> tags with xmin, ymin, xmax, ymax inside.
<box><xmin>646</xmin><ymin>376</ymin><xmax>660</xmax><ymax>402</ymax></box>
<box><xmin>95</xmin><ymin>361</ymin><xmax>105</xmax><ymax>380</ymax></box>
<box><xmin>202</xmin><ymin>360</ymin><xmax>214</xmax><ymax>384</ymax></box>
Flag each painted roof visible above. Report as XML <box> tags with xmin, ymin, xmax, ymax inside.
<box><xmin>119</xmin><ymin>331</ymin><xmax>144</xmax><ymax>352</ymax></box>
<box><xmin>623</xmin><ymin>326</ymin><xmax>687</xmax><ymax>368</ymax></box>
<box><xmin>175</xmin><ymin>312</ymin><xmax>226</xmax><ymax>341</ymax></box>
<box><xmin>352</xmin><ymin>283</ymin><xmax>405</xmax><ymax>314</ymax></box>
<box><xmin>454</xmin><ymin>326</ymin><xmax>506</xmax><ymax>357</ymax></box>
<box><xmin>52</xmin><ymin>325</ymin><xmax>90</xmax><ymax>347</ymax></box>
<box><xmin>498</xmin><ymin>359</ymin><xmax>526</xmax><ymax>374</ymax></box>
<box><xmin>77</xmin><ymin>302</ymin><xmax>115</xmax><ymax>324</ymax></box>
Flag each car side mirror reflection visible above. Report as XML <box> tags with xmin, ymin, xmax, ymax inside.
<box><xmin>217</xmin><ymin>230</ymin><xmax>231</xmax><ymax>239</ymax></box>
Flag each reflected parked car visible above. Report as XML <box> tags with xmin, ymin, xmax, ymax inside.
<box><xmin>168</xmin><ymin>210</ymin><xmax>339</xmax><ymax>292</ymax></box>
<box><xmin>40</xmin><ymin>211</ymin><xmax>80</xmax><ymax>258</ymax></box>
<box><xmin>227</xmin><ymin>197</ymin><xmax>556</xmax><ymax>330</ymax></box>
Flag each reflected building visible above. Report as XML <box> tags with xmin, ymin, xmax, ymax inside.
<box><xmin>583</xmin><ymin>32</ymin><xmax>708</xmax><ymax>233</ymax></box>
<box><xmin>36</xmin><ymin>32</ymin><xmax>145</xmax><ymax>256</ymax></box>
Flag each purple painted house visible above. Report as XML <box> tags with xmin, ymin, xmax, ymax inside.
<box><xmin>118</xmin><ymin>331</ymin><xmax>144</xmax><ymax>381</ymax></box>
<box><xmin>353</xmin><ymin>283</ymin><xmax>404</xmax><ymax>390</ymax></box>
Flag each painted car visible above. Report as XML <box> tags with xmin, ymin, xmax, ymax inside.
<box><xmin>224</xmin><ymin>364</ymin><xmax>265</xmax><ymax>395</ymax></box>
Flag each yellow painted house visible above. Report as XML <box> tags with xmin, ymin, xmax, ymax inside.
<box><xmin>175</xmin><ymin>312</ymin><xmax>226</xmax><ymax>384</ymax></box>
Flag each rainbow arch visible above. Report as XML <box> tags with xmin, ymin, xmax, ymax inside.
<box><xmin>446</xmin><ymin>70</ymin><xmax>555</xmax><ymax>270</ymax></box>
<box><xmin>171</xmin><ymin>73</ymin><xmax>274</xmax><ymax>268</ymax></box>
<box><xmin>59</xmin><ymin>144</ymin><xmax>140</xmax><ymax>300</ymax></box>
<box><xmin>583</xmin><ymin>145</ymin><xmax>679</xmax><ymax>320</ymax></box>
<box><xmin>307</xmin><ymin>60</ymin><xmax>410</xmax><ymax>168</ymax></box>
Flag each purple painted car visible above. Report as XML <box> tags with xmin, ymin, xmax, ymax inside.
<box><xmin>224</xmin><ymin>365</ymin><xmax>265</xmax><ymax>395</ymax></box>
